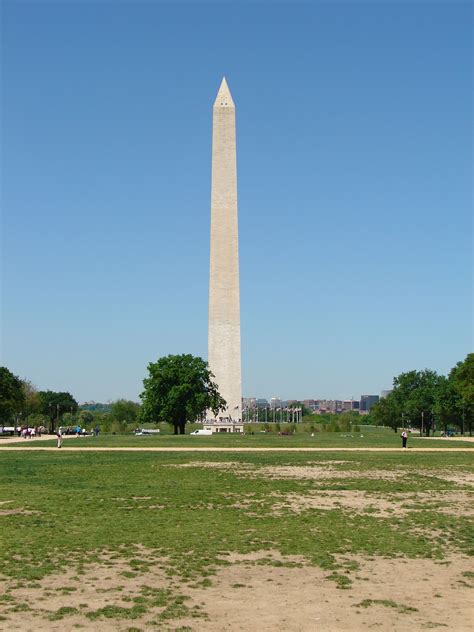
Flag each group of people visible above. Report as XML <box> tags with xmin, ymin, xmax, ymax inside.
<box><xmin>16</xmin><ymin>426</ymin><xmax>43</xmax><ymax>439</ymax></box>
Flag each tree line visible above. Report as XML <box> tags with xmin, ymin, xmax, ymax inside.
<box><xmin>1</xmin><ymin>353</ymin><xmax>472</xmax><ymax>435</ymax></box>
<box><xmin>368</xmin><ymin>354</ymin><xmax>473</xmax><ymax>435</ymax></box>
<box><xmin>0</xmin><ymin>368</ymin><xmax>141</xmax><ymax>433</ymax></box>
<box><xmin>0</xmin><ymin>355</ymin><xmax>224</xmax><ymax>435</ymax></box>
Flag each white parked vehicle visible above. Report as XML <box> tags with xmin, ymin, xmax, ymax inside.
<box><xmin>190</xmin><ymin>429</ymin><xmax>213</xmax><ymax>436</ymax></box>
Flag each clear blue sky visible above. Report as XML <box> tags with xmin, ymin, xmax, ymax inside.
<box><xmin>2</xmin><ymin>1</ymin><xmax>472</xmax><ymax>403</ymax></box>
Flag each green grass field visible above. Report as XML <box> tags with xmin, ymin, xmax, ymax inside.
<box><xmin>2</xmin><ymin>424</ymin><xmax>473</xmax><ymax>449</ymax></box>
<box><xmin>0</xmin><ymin>447</ymin><xmax>472</xmax><ymax>629</ymax></box>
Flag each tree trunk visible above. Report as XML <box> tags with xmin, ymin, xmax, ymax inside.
<box><xmin>179</xmin><ymin>420</ymin><xmax>186</xmax><ymax>435</ymax></box>
<box><xmin>173</xmin><ymin>423</ymin><xmax>178</xmax><ymax>435</ymax></box>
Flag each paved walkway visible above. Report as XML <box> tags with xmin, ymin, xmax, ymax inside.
<box><xmin>417</xmin><ymin>436</ymin><xmax>474</xmax><ymax>443</ymax></box>
<box><xmin>0</xmin><ymin>434</ymin><xmax>83</xmax><ymax>445</ymax></box>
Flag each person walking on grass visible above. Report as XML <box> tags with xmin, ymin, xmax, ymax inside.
<box><xmin>56</xmin><ymin>428</ymin><xmax>62</xmax><ymax>449</ymax></box>
<box><xmin>401</xmin><ymin>429</ymin><xmax>408</xmax><ymax>449</ymax></box>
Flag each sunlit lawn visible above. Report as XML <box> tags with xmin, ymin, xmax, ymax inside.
<box><xmin>0</xmin><ymin>447</ymin><xmax>472</xmax><ymax>627</ymax></box>
<box><xmin>2</xmin><ymin>424</ymin><xmax>472</xmax><ymax>448</ymax></box>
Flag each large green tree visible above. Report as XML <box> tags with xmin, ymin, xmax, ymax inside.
<box><xmin>78</xmin><ymin>410</ymin><xmax>95</xmax><ymax>426</ymax></box>
<box><xmin>0</xmin><ymin>367</ymin><xmax>25</xmax><ymax>425</ymax></box>
<box><xmin>37</xmin><ymin>391</ymin><xmax>78</xmax><ymax>432</ymax></box>
<box><xmin>369</xmin><ymin>394</ymin><xmax>400</xmax><ymax>432</ymax></box>
<box><xmin>140</xmin><ymin>354</ymin><xmax>226</xmax><ymax>434</ymax></box>
<box><xmin>21</xmin><ymin>380</ymin><xmax>41</xmax><ymax>419</ymax></box>
<box><xmin>449</xmin><ymin>353</ymin><xmax>474</xmax><ymax>435</ymax></box>
<box><xmin>394</xmin><ymin>369</ymin><xmax>441</xmax><ymax>436</ymax></box>
<box><xmin>434</xmin><ymin>375</ymin><xmax>462</xmax><ymax>434</ymax></box>
<box><xmin>370</xmin><ymin>369</ymin><xmax>442</xmax><ymax>435</ymax></box>
<box><xmin>110</xmin><ymin>399</ymin><xmax>141</xmax><ymax>432</ymax></box>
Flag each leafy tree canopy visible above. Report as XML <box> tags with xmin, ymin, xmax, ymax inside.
<box><xmin>450</xmin><ymin>353</ymin><xmax>474</xmax><ymax>409</ymax></box>
<box><xmin>37</xmin><ymin>391</ymin><xmax>78</xmax><ymax>432</ymax></box>
<box><xmin>140</xmin><ymin>354</ymin><xmax>226</xmax><ymax>434</ymax></box>
<box><xmin>78</xmin><ymin>410</ymin><xmax>95</xmax><ymax>426</ymax></box>
<box><xmin>392</xmin><ymin>369</ymin><xmax>441</xmax><ymax>434</ymax></box>
<box><xmin>110</xmin><ymin>399</ymin><xmax>141</xmax><ymax>425</ymax></box>
<box><xmin>22</xmin><ymin>380</ymin><xmax>41</xmax><ymax>416</ymax></box>
<box><xmin>369</xmin><ymin>394</ymin><xmax>400</xmax><ymax>432</ymax></box>
<box><xmin>370</xmin><ymin>361</ymin><xmax>473</xmax><ymax>435</ymax></box>
<box><xmin>369</xmin><ymin>369</ymin><xmax>441</xmax><ymax>434</ymax></box>
<box><xmin>0</xmin><ymin>367</ymin><xmax>25</xmax><ymax>424</ymax></box>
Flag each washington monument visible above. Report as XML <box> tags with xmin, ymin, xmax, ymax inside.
<box><xmin>208</xmin><ymin>77</ymin><xmax>242</xmax><ymax>421</ymax></box>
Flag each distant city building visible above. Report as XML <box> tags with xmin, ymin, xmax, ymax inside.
<box><xmin>342</xmin><ymin>400</ymin><xmax>359</xmax><ymax>411</ymax></box>
<box><xmin>242</xmin><ymin>398</ymin><xmax>256</xmax><ymax>410</ymax></box>
<box><xmin>243</xmin><ymin>394</ymin><xmax>380</xmax><ymax>415</ymax></box>
<box><xmin>322</xmin><ymin>400</ymin><xmax>343</xmax><ymax>413</ymax></box>
<box><xmin>360</xmin><ymin>395</ymin><xmax>379</xmax><ymax>412</ymax></box>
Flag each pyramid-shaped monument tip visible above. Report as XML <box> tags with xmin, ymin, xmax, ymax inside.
<box><xmin>214</xmin><ymin>77</ymin><xmax>234</xmax><ymax>108</ymax></box>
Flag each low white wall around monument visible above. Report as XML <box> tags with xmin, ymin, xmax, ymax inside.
<box><xmin>203</xmin><ymin>423</ymin><xmax>244</xmax><ymax>434</ymax></box>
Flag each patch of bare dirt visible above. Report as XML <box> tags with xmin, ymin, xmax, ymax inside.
<box><xmin>166</xmin><ymin>460</ymin><xmax>255</xmax><ymax>470</ymax></box>
<box><xmin>269</xmin><ymin>490</ymin><xmax>474</xmax><ymax>518</ymax></box>
<box><xmin>221</xmin><ymin>549</ymin><xmax>307</xmax><ymax>565</ymax></box>
<box><xmin>167</xmin><ymin>461</ymin><xmax>405</xmax><ymax>481</ymax></box>
<box><xmin>180</xmin><ymin>553</ymin><xmax>474</xmax><ymax>631</ymax></box>
<box><xmin>1</xmin><ymin>551</ymin><xmax>472</xmax><ymax>631</ymax></box>
<box><xmin>427</xmin><ymin>471</ymin><xmax>474</xmax><ymax>487</ymax></box>
<box><xmin>0</xmin><ymin>508</ymin><xmax>41</xmax><ymax>516</ymax></box>
<box><xmin>0</xmin><ymin>551</ymin><xmax>170</xmax><ymax>631</ymax></box>
<box><xmin>256</xmin><ymin>465</ymin><xmax>404</xmax><ymax>481</ymax></box>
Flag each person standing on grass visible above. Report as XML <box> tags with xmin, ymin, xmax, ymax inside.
<box><xmin>401</xmin><ymin>430</ymin><xmax>408</xmax><ymax>449</ymax></box>
<box><xmin>56</xmin><ymin>428</ymin><xmax>62</xmax><ymax>448</ymax></box>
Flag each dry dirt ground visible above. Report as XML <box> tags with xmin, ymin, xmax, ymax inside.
<box><xmin>1</xmin><ymin>551</ymin><xmax>472</xmax><ymax>631</ymax></box>
<box><xmin>1</xmin><ymin>449</ymin><xmax>472</xmax><ymax>630</ymax></box>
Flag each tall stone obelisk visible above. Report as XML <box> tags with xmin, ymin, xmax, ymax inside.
<box><xmin>208</xmin><ymin>77</ymin><xmax>242</xmax><ymax>421</ymax></box>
